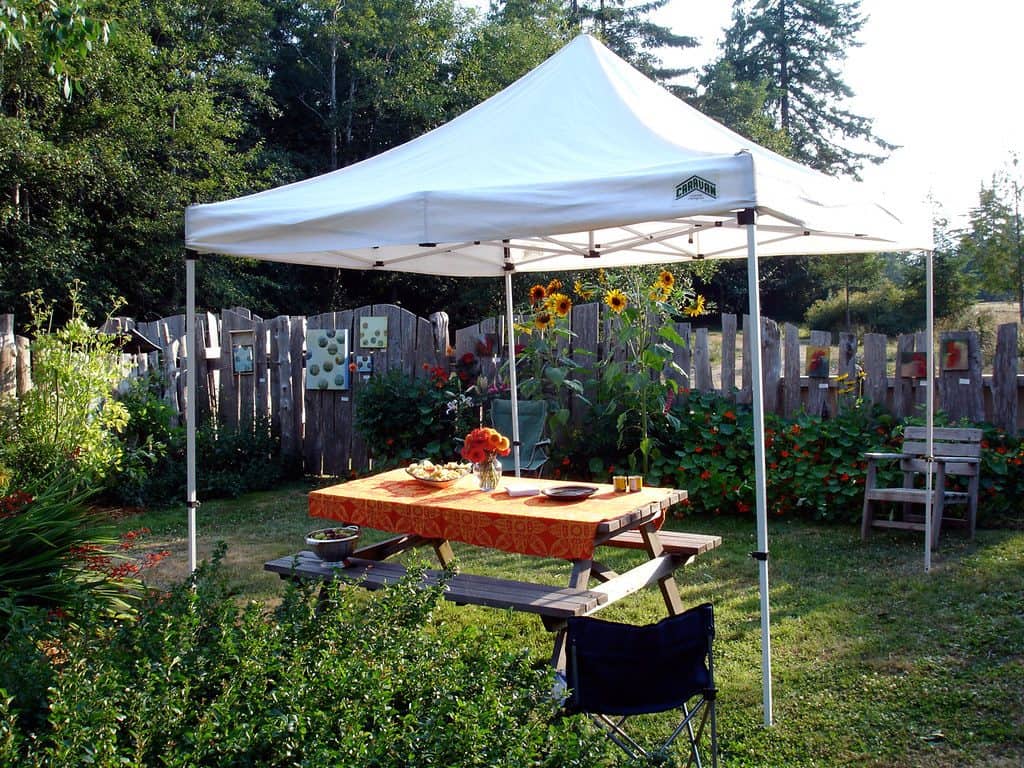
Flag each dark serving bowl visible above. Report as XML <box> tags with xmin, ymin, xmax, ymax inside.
<box><xmin>305</xmin><ymin>525</ymin><xmax>361</xmax><ymax>561</ymax></box>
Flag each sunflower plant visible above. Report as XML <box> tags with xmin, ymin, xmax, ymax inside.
<box><xmin>510</xmin><ymin>278</ymin><xmax>586</xmax><ymax>429</ymax></box>
<box><xmin>579</xmin><ymin>266</ymin><xmax>711</xmax><ymax>474</ymax></box>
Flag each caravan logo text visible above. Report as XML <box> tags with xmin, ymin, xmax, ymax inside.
<box><xmin>675</xmin><ymin>176</ymin><xmax>717</xmax><ymax>200</ymax></box>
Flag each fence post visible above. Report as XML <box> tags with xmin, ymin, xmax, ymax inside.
<box><xmin>804</xmin><ymin>330</ymin><xmax>832</xmax><ymax>418</ymax></box>
<box><xmin>894</xmin><ymin>333</ymin><xmax>917</xmax><ymax>419</ymax></box>
<box><xmin>739</xmin><ymin>314</ymin><xmax>752</xmax><ymax>405</ymax></box>
<box><xmin>693</xmin><ymin>327</ymin><xmax>712</xmax><ymax>392</ymax></box>
<box><xmin>991</xmin><ymin>323</ymin><xmax>1018</xmax><ymax>435</ymax></box>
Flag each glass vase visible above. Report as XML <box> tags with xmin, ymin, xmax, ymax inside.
<box><xmin>474</xmin><ymin>454</ymin><xmax>503</xmax><ymax>492</ymax></box>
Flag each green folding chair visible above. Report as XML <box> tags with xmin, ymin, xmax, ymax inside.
<box><xmin>490</xmin><ymin>398</ymin><xmax>551</xmax><ymax>477</ymax></box>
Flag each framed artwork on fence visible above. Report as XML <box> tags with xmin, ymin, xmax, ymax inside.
<box><xmin>230</xmin><ymin>330</ymin><xmax>255</xmax><ymax>375</ymax></box>
<box><xmin>899</xmin><ymin>351</ymin><xmax>927</xmax><ymax>378</ymax></box>
<box><xmin>942</xmin><ymin>339</ymin><xmax>969</xmax><ymax>371</ymax></box>
<box><xmin>359</xmin><ymin>316</ymin><xmax>388</xmax><ymax>348</ymax></box>
<box><xmin>805</xmin><ymin>346</ymin><xmax>830</xmax><ymax>378</ymax></box>
<box><xmin>306</xmin><ymin>328</ymin><xmax>350</xmax><ymax>390</ymax></box>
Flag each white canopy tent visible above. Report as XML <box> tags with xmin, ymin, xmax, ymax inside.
<box><xmin>185</xmin><ymin>34</ymin><xmax>934</xmax><ymax>725</ymax></box>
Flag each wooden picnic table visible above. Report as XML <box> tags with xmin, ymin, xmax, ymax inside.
<box><xmin>265</xmin><ymin>469</ymin><xmax>721</xmax><ymax>668</ymax></box>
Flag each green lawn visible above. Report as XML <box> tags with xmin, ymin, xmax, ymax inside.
<box><xmin>119</xmin><ymin>483</ymin><xmax>1024</xmax><ymax>767</ymax></box>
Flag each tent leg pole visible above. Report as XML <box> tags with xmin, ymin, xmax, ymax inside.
<box><xmin>186</xmin><ymin>253</ymin><xmax>198</xmax><ymax>573</ymax></box>
<box><xmin>742</xmin><ymin>209</ymin><xmax>773</xmax><ymax>727</ymax></box>
<box><xmin>503</xmin><ymin>261</ymin><xmax>522</xmax><ymax>477</ymax></box>
<box><xmin>925</xmin><ymin>249</ymin><xmax>935</xmax><ymax>572</ymax></box>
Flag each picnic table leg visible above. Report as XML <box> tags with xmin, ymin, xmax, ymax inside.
<box><xmin>550</xmin><ymin>559</ymin><xmax>594</xmax><ymax>670</ymax></box>
<box><xmin>640</xmin><ymin>522</ymin><xmax>685</xmax><ymax>616</ymax></box>
<box><xmin>432</xmin><ymin>539</ymin><xmax>456</xmax><ymax>568</ymax></box>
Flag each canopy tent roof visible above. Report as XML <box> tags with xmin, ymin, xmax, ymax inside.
<box><xmin>185</xmin><ymin>34</ymin><xmax>932</xmax><ymax>270</ymax></box>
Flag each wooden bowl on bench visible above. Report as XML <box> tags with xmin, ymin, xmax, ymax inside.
<box><xmin>306</xmin><ymin>526</ymin><xmax>360</xmax><ymax>562</ymax></box>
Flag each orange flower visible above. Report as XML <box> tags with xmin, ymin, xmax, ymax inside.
<box><xmin>528</xmin><ymin>284</ymin><xmax>547</xmax><ymax>306</ymax></box>
<box><xmin>546</xmin><ymin>278</ymin><xmax>563</xmax><ymax>294</ymax></box>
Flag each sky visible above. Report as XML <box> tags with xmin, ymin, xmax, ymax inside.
<box><xmin>463</xmin><ymin>0</ymin><xmax>1024</xmax><ymax>226</ymax></box>
<box><xmin>648</xmin><ymin>0</ymin><xmax>1024</xmax><ymax>225</ymax></box>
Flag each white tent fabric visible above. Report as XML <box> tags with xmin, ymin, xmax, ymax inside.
<box><xmin>184</xmin><ymin>34</ymin><xmax>934</xmax><ymax>726</ymax></box>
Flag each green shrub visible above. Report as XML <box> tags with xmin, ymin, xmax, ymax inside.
<box><xmin>0</xmin><ymin>548</ymin><xmax>606</xmax><ymax>767</ymax></box>
<box><xmin>355</xmin><ymin>368</ymin><xmax>463</xmax><ymax>467</ymax></box>
<box><xmin>0</xmin><ymin>297</ymin><xmax>128</xmax><ymax>490</ymax></box>
<box><xmin>108</xmin><ymin>371</ymin><xmax>183</xmax><ymax>506</ymax></box>
<box><xmin>804</xmin><ymin>282</ymin><xmax>913</xmax><ymax>335</ymax></box>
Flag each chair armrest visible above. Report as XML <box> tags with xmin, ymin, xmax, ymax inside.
<box><xmin>862</xmin><ymin>452</ymin><xmax>909</xmax><ymax>461</ymax></box>
<box><xmin>933</xmin><ymin>455</ymin><xmax>980</xmax><ymax>464</ymax></box>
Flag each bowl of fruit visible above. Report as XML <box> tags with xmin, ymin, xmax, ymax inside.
<box><xmin>405</xmin><ymin>459</ymin><xmax>473</xmax><ymax>488</ymax></box>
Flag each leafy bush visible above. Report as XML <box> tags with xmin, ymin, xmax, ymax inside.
<box><xmin>355</xmin><ymin>368</ymin><xmax>463</xmax><ymax>467</ymax></box>
<box><xmin>0</xmin><ymin>548</ymin><xmax>606</xmax><ymax>767</ymax></box>
<box><xmin>108</xmin><ymin>371</ymin><xmax>183</xmax><ymax>506</ymax></box>
<box><xmin>803</xmin><ymin>282</ymin><xmax>914</xmax><ymax>335</ymax></box>
<box><xmin>0</xmin><ymin>297</ymin><xmax>128</xmax><ymax>490</ymax></box>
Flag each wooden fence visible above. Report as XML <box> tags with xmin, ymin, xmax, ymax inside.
<box><xmin>0</xmin><ymin>306</ymin><xmax>1020</xmax><ymax>479</ymax></box>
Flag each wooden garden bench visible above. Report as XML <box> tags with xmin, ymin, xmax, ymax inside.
<box><xmin>861</xmin><ymin>426</ymin><xmax>982</xmax><ymax>549</ymax></box>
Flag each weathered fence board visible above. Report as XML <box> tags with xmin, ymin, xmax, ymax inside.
<box><xmin>863</xmin><ymin>333</ymin><xmax>887</xmax><ymax>406</ymax></box>
<box><xmin>783</xmin><ymin>323</ymin><xmax>801</xmax><ymax>417</ymax></box>
<box><xmin>694</xmin><ymin>328</ymin><xmax>712</xmax><ymax>392</ymax></box>
<box><xmin>721</xmin><ymin>313</ymin><xmax>737</xmax><ymax>398</ymax></box>
<box><xmin>938</xmin><ymin>331</ymin><xmax>984</xmax><ymax>423</ymax></box>
<box><xmin>992</xmin><ymin>323</ymin><xmax>1019</xmax><ymax>433</ymax></box>
<box><xmin>805</xmin><ymin>330</ymin><xmax>832</xmax><ymax>418</ymax></box>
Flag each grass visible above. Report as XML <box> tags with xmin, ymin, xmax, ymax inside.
<box><xmin>117</xmin><ymin>485</ymin><xmax>1024</xmax><ymax>767</ymax></box>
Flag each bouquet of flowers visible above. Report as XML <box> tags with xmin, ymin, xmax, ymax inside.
<box><xmin>460</xmin><ymin>427</ymin><xmax>511</xmax><ymax>464</ymax></box>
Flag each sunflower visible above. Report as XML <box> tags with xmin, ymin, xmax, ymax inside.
<box><xmin>657</xmin><ymin>270</ymin><xmax>675</xmax><ymax>290</ymax></box>
<box><xmin>682</xmin><ymin>294</ymin><xmax>707</xmax><ymax>317</ymax></box>
<box><xmin>528</xmin><ymin>284</ymin><xmax>547</xmax><ymax>306</ymax></box>
<box><xmin>605</xmin><ymin>289</ymin><xmax>628</xmax><ymax>314</ymax></box>
<box><xmin>574</xmin><ymin>279</ymin><xmax>594</xmax><ymax>301</ymax></box>
<box><xmin>546</xmin><ymin>278</ymin><xmax>563</xmax><ymax>294</ymax></box>
<box><xmin>534</xmin><ymin>311</ymin><xmax>554</xmax><ymax>330</ymax></box>
<box><xmin>648</xmin><ymin>286</ymin><xmax>670</xmax><ymax>302</ymax></box>
<box><xmin>597</xmin><ymin>268</ymin><xmax>607</xmax><ymax>284</ymax></box>
<box><xmin>547</xmin><ymin>292</ymin><xmax>572</xmax><ymax>317</ymax></box>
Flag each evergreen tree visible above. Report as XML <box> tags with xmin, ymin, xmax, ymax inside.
<box><xmin>569</xmin><ymin>0</ymin><xmax>698</xmax><ymax>86</ymax></box>
<box><xmin>958</xmin><ymin>166</ymin><xmax>1023</xmax><ymax>320</ymax></box>
<box><xmin>717</xmin><ymin>0</ymin><xmax>895</xmax><ymax>176</ymax></box>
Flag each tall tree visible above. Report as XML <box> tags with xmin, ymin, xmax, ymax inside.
<box><xmin>717</xmin><ymin>0</ymin><xmax>894</xmax><ymax>177</ymax></box>
<box><xmin>0</xmin><ymin>0</ymin><xmax>285</xmax><ymax>323</ymax></box>
<box><xmin>957</xmin><ymin>161</ymin><xmax>1022</xmax><ymax>320</ymax></box>
<box><xmin>566</xmin><ymin>0</ymin><xmax>698</xmax><ymax>86</ymax></box>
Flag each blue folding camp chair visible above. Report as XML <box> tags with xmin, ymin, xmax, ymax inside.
<box><xmin>565</xmin><ymin>602</ymin><xmax>718</xmax><ymax>767</ymax></box>
<box><xmin>490</xmin><ymin>398</ymin><xmax>551</xmax><ymax>477</ymax></box>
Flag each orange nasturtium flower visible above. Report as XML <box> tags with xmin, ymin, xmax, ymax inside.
<box><xmin>548</xmin><ymin>292</ymin><xmax>572</xmax><ymax>317</ymax></box>
<box><xmin>605</xmin><ymin>289</ymin><xmax>628</xmax><ymax>314</ymax></box>
<box><xmin>528</xmin><ymin>284</ymin><xmax>547</xmax><ymax>306</ymax></box>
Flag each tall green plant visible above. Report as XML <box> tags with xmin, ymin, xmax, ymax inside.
<box><xmin>585</xmin><ymin>267</ymin><xmax>709</xmax><ymax>473</ymax></box>
<box><xmin>0</xmin><ymin>292</ymin><xmax>128</xmax><ymax>489</ymax></box>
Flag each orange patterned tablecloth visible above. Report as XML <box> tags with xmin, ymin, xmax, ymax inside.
<box><xmin>309</xmin><ymin>469</ymin><xmax>679</xmax><ymax>560</ymax></box>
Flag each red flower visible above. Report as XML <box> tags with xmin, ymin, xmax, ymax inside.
<box><xmin>724</xmin><ymin>410</ymin><xmax>736</xmax><ymax>421</ymax></box>
<box><xmin>840</xmin><ymin>473</ymin><xmax>850</xmax><ymax>482</ymax></box>
<box><xmin>700</xmin><ymin>470</ymin><xmax>712</xmax><ymax>481</ymax></box>
<box><xmin>780</xmin><ymin>450</ymin><xmax>790</xmax><ymax>458</ymax></box>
